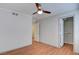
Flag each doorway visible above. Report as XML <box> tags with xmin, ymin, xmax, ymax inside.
<box><xmin>32</xmin><ymin>23</ymin><xmax>39</xmax><ymax>42</ymax></box>
<box><xmin>63</xmin><ymin>17</ymin><xmax>73</xmax><ymax>45</ymax></box>
<box><xmin>59</xmin><ymin>16</ymin><xmax>74</xmax><ymax>52</ymax></box>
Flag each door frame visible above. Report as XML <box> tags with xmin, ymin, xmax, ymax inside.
<box><xmin>59</xmin><ymin>15</ymin><xmax>74</xmax><ymax>48</ymax></box>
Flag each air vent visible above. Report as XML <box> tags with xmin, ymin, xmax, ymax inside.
<box><xmin>12</xmin><ymin>12</ymin><xmax>18</xmax><ymax>16</ymax></box>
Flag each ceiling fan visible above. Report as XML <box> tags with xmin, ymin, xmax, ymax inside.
<box><xmin>33</xmin><ymin>3</ymin><xmax>51</xmax><ymax>15</ymax></box>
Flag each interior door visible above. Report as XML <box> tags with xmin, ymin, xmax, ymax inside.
<box><xmin>58</xmin><ymin>19</ymin><xmax>64</xmax><ymax>48</ymax></box>
<box><xmin>34</xmin><ymin>23</ymin><xmax>39</xmax><ymax>42</ymax></box>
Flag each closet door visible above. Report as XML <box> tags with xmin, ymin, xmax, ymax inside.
<box><xmin>58</xmin><ymin>19</ymin><xmax>64</xmax><ymax>48</ymax></box>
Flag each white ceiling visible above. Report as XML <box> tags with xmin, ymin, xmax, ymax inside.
<box><xmin>0</xmin><ymin>3</ymin><xmax>78</xmax><ymax>22</ymax></box>
<box><xmin>33</xmin><ymin>3</ymin><xmax>79</xmax><ymax>22</ymax></box>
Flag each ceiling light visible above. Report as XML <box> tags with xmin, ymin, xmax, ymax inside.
<box><xmin>37</xmin><ymin>10</ymin><xmax>43</xmax><ymax>14</ymax></box>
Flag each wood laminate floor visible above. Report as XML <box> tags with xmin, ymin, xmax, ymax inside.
<box><xmin>1</xmin><ymin>41</ymin><xmax>75</xmax><ymax>55</ymax></box>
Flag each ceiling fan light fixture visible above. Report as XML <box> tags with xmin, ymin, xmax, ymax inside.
<box><xmin>37</xmin><ymin>10</ymin><xmax>43</xmax><ymax>14</ymax></box>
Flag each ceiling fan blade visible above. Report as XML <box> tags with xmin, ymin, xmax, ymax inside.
<box><xmin>43</xmin><ymin>10</ymin><xmax>51</xmax><ymax>14</ymax></box>
<box><xmin>35</xmin><ymin>3</ymin><xmax>42</xmax><ymax>10</ymax></box>
<box><xmin>33</xmin><ymin>12</ymin><xmax>37</xmax><ymax>15</ymax></box>
<box><xmin>33</xmin><ymin>3</ymin><xmax>51</xmax><ymax>15</ymax></box>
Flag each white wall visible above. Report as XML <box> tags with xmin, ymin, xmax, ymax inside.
<box><xmin>74</xmin><ymin>12</ymin><xmax>79</xmax><ymax>53</ymax></box>
<box><xmin>0</xmin><ymin>8</ymin><xmax>32</xmax><ymax>53</ymax></box>
<box><xmin>39</xmin><ymin>16</ymin><xmax>59</xmax><ymax>47</ymax></box>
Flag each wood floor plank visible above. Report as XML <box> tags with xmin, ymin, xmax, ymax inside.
<box><xmin>1</xmin><ymin>41</ymin><xmax>75</xmax><ymax>55</ymax></box>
